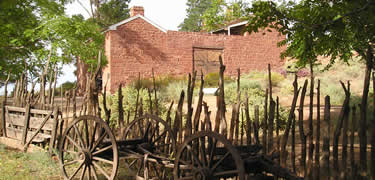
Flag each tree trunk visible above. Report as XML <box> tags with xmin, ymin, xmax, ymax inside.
<box><xmin>292</xmin><ymin>114</ymin><xmax>296</xmax><ymax>173</ymax></box>
<box><xmin>359</xmin><ymin>45</ymin><xmax>373</xmax><ymax>172</ymax></box>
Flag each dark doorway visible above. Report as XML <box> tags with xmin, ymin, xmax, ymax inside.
<box><xmin>193</xmin><ymin>46</ymin><xmax>223</xmax><ymax>76</ymax></box>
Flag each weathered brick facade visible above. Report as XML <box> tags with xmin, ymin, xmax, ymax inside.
<box><xmin>100</xmin><ymin>7</ymin><xmax>286</xmax><ymax>93</ymax></box>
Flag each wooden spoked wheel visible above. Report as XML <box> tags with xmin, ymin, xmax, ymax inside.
<box><xmin>174</xmin><ymin>131</ymin><xmax>245</xmax><ymax>180</ymax></box>
<box><xmin>122</xmin><ymin>114</ymin><xmax>176</xmax><ymax>179</ymax></box>
<box><xmin>59</xmin><ymin>115</ymin><xmax>119</xmax><ymax>180</ymax></box>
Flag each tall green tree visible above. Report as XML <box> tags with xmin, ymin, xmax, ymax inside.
<box><xmin>0</xmin><ymin>0</ymin><xmax>65</xmax><ymax>84</ymax></box>
<box><xmin>202</xmin><ymin>0</ymin><xmax>249</xmax><ymax>32</ymax></box>
<box><xmin>245</xmin><ymin>0</ymin><xmax>375</xmax><ymax>175</ymax></box>
<box><xmin>178</xmin><ymin>0</ymin><xmax>213</xmax><ymax>32</ymax></box>
<box><xmin>68</xmin><ymin>0</ymin><xmax>131</xmax><ymax>28</ymax></box>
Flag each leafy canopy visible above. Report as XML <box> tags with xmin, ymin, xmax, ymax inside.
<box><xmin>202</xmin><ymin>0</ymin><xmax>249</xmax><ymax>32</ymax></box>
<box><xmin>178</xmin><ymin>0</ymin><xmax>213</xmax><ymax>32</ymax></box>
<box><xmin>244</xmin><ymin>0</ymin><xmax>375</xmax><ymax>67</ymax></box>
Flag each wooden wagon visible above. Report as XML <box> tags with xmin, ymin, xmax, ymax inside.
<box><xmin>58</xmin><ymin>114</ymin><xmax>301</xmax><ymax>180</ymax></box>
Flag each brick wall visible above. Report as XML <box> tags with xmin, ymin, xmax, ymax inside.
<box><xmin>102</xmin><ymin>17</ymin><xmax>286</xmax><ymax>93</ymax></box>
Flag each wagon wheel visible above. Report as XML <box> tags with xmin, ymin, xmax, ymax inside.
<box><xmin>59</xmin><ymin>115</ymin><xmax>119</xmax><ymax>180</ymax></box>
<box><xmin>122</xmin><ymin>114</ymin><xmax>176</xmax><ymax>179</ymax></box>
<box><xmin>174</xmin><ymin>131</ymin><xmax>245</xmax><ymax>180</ymax></box>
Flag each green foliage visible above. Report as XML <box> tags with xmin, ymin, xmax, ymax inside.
<box><xmin>245</xmin><ymin>0</ymin><xmax>375</xmax><ymax>68</ymax></box>
<box><xmin>160</xmin><ymin>81</ymin><xmax>189</xmax><ymax>102</ymax></box>
<box><xmin>55</xmin><ymin>81</ymin><xmax>76</xmax><ymax>95</ymax></box>
<box><xmin>130</xmin><ymin>75</ymin><xmax>187</xmax><ymax>91</ymax></box>
<box><xmin>97</xmin><ymin>0</ymin><xmax>131</xmax><ymax>27</ymax></box>
<box><xmin>224</xmin><ymin>80</ymin><xmax>265</xmax><ymax>106</ymax></box>
<box><xmin>204</xmin><ymin>72</ymin><xmax>232</xmax><ymax>87</ymax></box>
<box><xmin>178</xmin><ymin>0</ymin><xmax>213</xmax><ymax>32</ymax></box>
<box><xmin>202</xmin><ymin>0</ymin><xmax>249</xmax><ymax>32</ymax></box>
<box><xmin>100</xmin><ymin>86</ymin><xmax>166</xmax><ymax>128</ymax></box>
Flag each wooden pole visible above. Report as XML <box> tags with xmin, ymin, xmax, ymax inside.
<box><xmin>21</xmin><ymin>104</ymin><xmax>31</xmax><ymax>145</ymax></box>
<box><xmin>245</xmin><ymin>95</ymin><xmax>251</xmax><ymax>145</ymax></box>
<box><xmin>298</xmin><ymin>80</ymin><xmax>308</xmax><ymax>176</ymax></box>
<box><xmin>263</xmin><ymin>88</ymin><xmax>268</xmax><ymax>154</ymax></box>
<box><xmin>281</xmin><ymin>74</ymin><xmax>300</xmax><ymax>166</ymax></box>
<box><xmin>322</xmin><ymin>96</ymin><xmax>331</xmax><ymax>178</ymax></box>
<box><xmin>315</xmin><ymin>79</ymin><xmax>321</xmax><ymax>180</ymax></box>
<box><xmin>254</xmin><ymin>105</ymin><xmax>260</xmax><ymax>145</ymax></box>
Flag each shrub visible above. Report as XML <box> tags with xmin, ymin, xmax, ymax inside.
<box><xmin>54</xmin><ymin>81</ymin><xmax>76</xmax><ymax>95</ymax></box>
<box><xmin>204</xmin><ymin>72</ymin><xmax>232</xmax><ymax>87</ymax></box>
<box><xmin>100</xmin><ymin>86</ymin><xmax>166</xmax><ymax>129</ymax></box>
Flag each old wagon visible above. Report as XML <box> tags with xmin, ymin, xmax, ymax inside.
<box><xmin>58</xmin><ymin>114</ymin><xmax>301</xmax><ymax>180</ymax></box>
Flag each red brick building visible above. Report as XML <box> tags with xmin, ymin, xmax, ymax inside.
<box><xmin>94</xmin><ymin>6</ymin><xmax>286</xmax><ymax>93</ymax></box>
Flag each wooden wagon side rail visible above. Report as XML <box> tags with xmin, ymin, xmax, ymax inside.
<box><xmin>3</xmin><ymin>105</ymin><xmax>60</xmax><ymax>152</ymax></box>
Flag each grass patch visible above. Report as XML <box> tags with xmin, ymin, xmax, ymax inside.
<box><xmin>0</xmin><ymin>143</ymin><xmax>60</xmax><ymax>180</ymax></box>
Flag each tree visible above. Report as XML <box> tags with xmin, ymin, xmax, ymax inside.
<box><xmin>202</xmin><ymin>0</ymin><xmax>249</xmax><ymax>32</ymax></box>
<box><xmin>67</xmin><ymin>0</ymin><xmax>131</xmax><ymax>28</ymax></box>
<box><xmin>245</xmin><ymin>0</ymin><xmax>375</xmax><ymax>175</ymax></box>
<box><xmin>0</xmin><ymin>0</ymin><xmax>64</xmax><ymax>84</ymax></box>
<box><xmin>178</xmin><ymin>0</ymin><xmax>213</xmax><ymax>32</ymax></box>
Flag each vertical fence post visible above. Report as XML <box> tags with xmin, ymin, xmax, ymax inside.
<box><xmin>21</xmin><ymin>104</ymin><xmax>31</xmax><ymax>145</ymax></box>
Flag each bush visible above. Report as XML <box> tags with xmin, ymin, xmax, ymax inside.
<box><xmin>130</xmin><ymin>75</ymin><xmax>187</xmax><ymax>90</ymax></box>
<box><xmin>54</xmin><ymin>81</ymin><xmax>76</xmax><ymax>96</ymax></box>
<box><xmin>204</xmin><ymin>72</ymin><xmax>232</xmax><ymax>87</ymax></box>
<box><xmin>100</xmin><ymin>86</ymin><xmax>166</xmax><ymax>128</ymax></box>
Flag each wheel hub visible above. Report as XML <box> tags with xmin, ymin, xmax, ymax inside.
<box><xmin>79</xmin><ymin>149</ymin><xmax>92</xmax><ymax>165</ymax></box>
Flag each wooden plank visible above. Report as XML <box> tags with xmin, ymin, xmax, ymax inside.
<box><xmin>21</xmin><ymin>104</ymin><xmax>31</xmax><ymax>145</ymax></box>
<box><xmin>6</xmin><ymin>127</ymin><xmax>49</xmax><ymax>143</ymax></box>
<box><xmin>23</xmin><ymin>110</ymin><xmax>53</xmax><ymax>151</ymax></box>
<box><xmin>6</xmin><ymin>106</ymin><xmax>52</xmax><ymax>115</ymax></box>
<box><xmin>30</xmin><ymin>109</ymin><xmax>52</xmax><ymax>115</ymax></box>
<box><xmin>6</xmin><ymin>106</ymin><xmax>26</xmax><ymax>113</ymax></box>
<box><xmin>6</xmin><ymin>114</ymin><xmax>54</xmax><ymax>131</ymax></box>
<box><xmin>49</xmin><ymin>109</ymin><xmax>59</xmax><ymax>153</ymax></box>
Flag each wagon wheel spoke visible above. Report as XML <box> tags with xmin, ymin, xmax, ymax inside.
<box><xmin>73</xmin><ymin>124</ymin><xmax>86</xmax><ymax>148</ymax></box>
<box><xmin>187</xmin><ymin>145</ymin><xmax>203</xmax><ymax>169</ymax></box>
<box><xmin>199</xmin><ymin>137</ymin><xmax>207</xmax><ymax>167</ymax></box>
<box><xmin>93</xmin><ymin>156</ymin><xmax>113</xmax><ymax>165</ymax></box>
<box><xmin>66</xmin><ymin>135</ymin><xmax>83</xmax><ymax>151</ymax></box>
<box><xmin>92</xmin><ymin>161</ymin><xmax>111</xmax><ymax>180</ymax></box>
<box><xmin>143</xmin><ymin>121</ymin><xmax>151</xmax><ymax>140</ymax></box>
<box><xmin>153</xmin><ymin>130</ymin><xmax>168</xmax><ymax>143</ymax></box>
<box><xmin>208</xmin><ymin>138</ymin><xmax>217</xmax><ymax>168</ymax></box>
<box><xmin>92</xmin><ymin>145</ymin><xmax>113</xmax><ymax>156</ymax></box>
<box><xmin>90</xmin><ymin>122</ymin><xmax>98</xmax><ymax>149</ymax></box>
<box><xmin>84</xmin><ymin>119</ymin><xmax>90</xmax><ymax>149</ymax></box>
<box><xmin>63</xmin><ymin>160</ymin><xmax>81</xmax><ymax>167</ymax></box>
<box><xmin>87</xmin><ymin>165</ymin><xmax>92</xmax><ymax>180</ymax></box>
<box><xmin>90</xmin><ymin>164</ymin><xmax>99</xmax><ymax>180</ymax></box>
<box><xmin>211</xmin><ymin>151</ymin><xmax>230</xmax><ymax>172</ymax></box>
<box><xmin>80</xmin><ymin>165</ymin><xmax>87</xmax><ymax>180</ymax></box>
<box><xmin>69</xmin><ymin>161</ymin><xmax>85</xmax><ymax>180</ymax></box>
<box><xmin>90</xmin><ymin>131</ymin><xmax>107</xmax><ymax>152</ymax></box>
<box><xmin>213</xmin><ymin>170</ymin><xmax>239</xmax><ymax>177</ymax></box>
